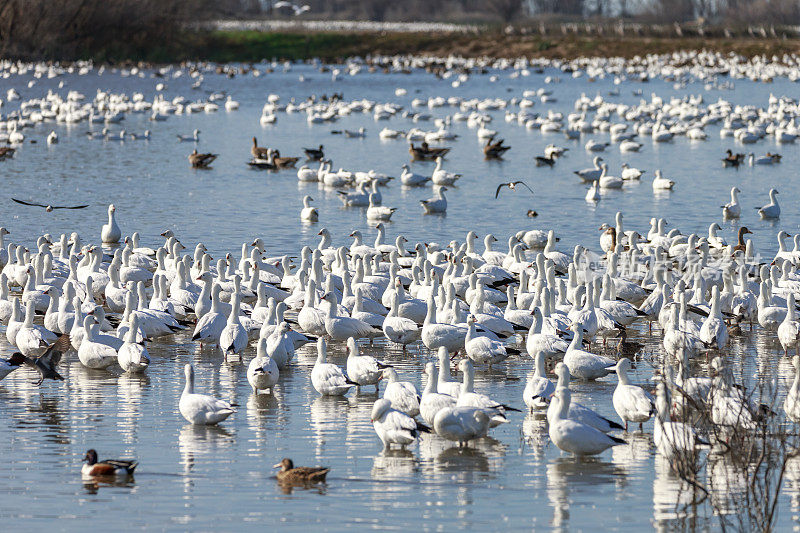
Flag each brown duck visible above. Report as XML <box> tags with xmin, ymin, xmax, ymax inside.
<box><xmin>273</xmin><ymin>458</ymin><xmax>329</xmax><ymax>483</ymax></box>
<box><xmin>0</xmin><ymin>146</ymin><xmax>15</xmax><ymax>160</ymax></box>
<box><xmin>251</xmin><ymin>137</ymin><xmax>269</xmax><ymax>159</ymax></box>
<box><xmin>188</xmin><ymin>149</ymin><xmax>217</xmax><ymax>168</ymax></box>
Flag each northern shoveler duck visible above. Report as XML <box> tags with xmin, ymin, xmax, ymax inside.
<box><xmin>273</xmin><ymin>458</ymin><xmax>329</xmax><ymax>483</ymax></box>
<box><xmin>189</xmin><ymin>149</ymin><xmax>217</xmax><ymax>168</ymax></box>
<box><xmin>409</xmin><ymin>142</ymin><xmax>450</xmax><ymax>161</ymax></box>
<box><xmin>251</xmin><ymin>137</ymin><xmax>269</xmax><ymax>159</ymax></box>
<box><xmin>82</xmin><ymin>449</ymin><xmax>138</xmax><ymax>476</ymax></box>
<box><xmin>303</xmin><ymin>145</ymin><xmax>324</xmax><ymax>161</ymax></box>
<box><xmin>0</xmin><ymin>352</ymin><xmax>25</xmax><ymax>381</ymax></box>
<box><xmin>23</xmin><ymin>334</ymin><xmax>69</xmax><ymax>385</ymax></box>
<box><xmin>483</xmin><ymin>135</ymin><xmax>510</xmax><ymax>159</ymax></box>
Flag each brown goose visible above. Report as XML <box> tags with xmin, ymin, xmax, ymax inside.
<box><xmin>409</xmin><ymin>142</ymin><xmax>449</xmax><ymax>161</ymax></box>
<box><xmin>483</xmin><ymin>135</ymin><xmax>510</xmax><ymax>159</ymax></box>
<box><xmin>189</xmin><ymin>149</ymin><xmax>217</xmax><ymax>168</ymax></box>
<box><xmin>732</xmin><ymin>227</ymin><xmax>752</xmax><ymax>255</ymax></box>
<box><xmin>273</xmin><ymin>458</ymin><xmax>329</xmax><ymax>483</ymax></box>
<box><xmin>270</xmin><ymin>149</ymin><xmax>299</xmax><ymax>168</ymax></box>
<box><xmin>251</xmin><ymin>137</ymin><xmax>269</xmax><ymax>159</ymax></box>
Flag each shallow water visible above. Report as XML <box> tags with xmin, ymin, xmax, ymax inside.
<box><xmin>1</xmin><ymin>61</ymin><xmax>799</xmax><ymax>530</ymax></box>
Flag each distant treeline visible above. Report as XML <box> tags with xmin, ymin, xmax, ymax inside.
<box><xmin>0</xmin><ymin>0</ymin><xmax>194</xmax><ymax>60</ymax></box>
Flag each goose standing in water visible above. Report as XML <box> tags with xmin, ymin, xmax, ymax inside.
<box><xmin>523</xmin><ymin>350</ymin><xmax>554</xmax><ymax>411</ymax></box>
<box><xmin>419</xmin><ymin>362</ymin><xmax>457</xmax><ymax>426</ymax></box>
<box><xmin>433</xmin><ymin>405</ymin><xmax>492</xmax><ymax>447</ymax></box>
<box><xmin>371</xmin><ymin>398</ymin><xmax>430</xmax><ymax>450</ymax></box>
<box><xmin>179</xmin><ymin>363</ymin><xmax>236</xmax><ymax>425</ymax></box>
<box><xmin>757</xmin><ymin>188</ymin><xmax>780</xmax><ymax>219</ymax></box>
<box><xmin>612</xmin><ymin>358</ymin><xmax>655</xmax><ymax>431</ymax></box>
<box><xmin>248</xmin><ymin>337</ymin><xmax>280</xmax><ymax>394</ymax></box>
<box><xmin>381</xmin><ymin>367</ymin><xmax>420</xmax><ymax>417</ymax></box>
<box><xmin>548</xmin><ymin>388</ymin><xmax>626</xmax><ymax>455</ymax></box>
<box><xmin>77</xmin><ymin>316</ymin><xmax>118</xmax><ymax>369</ymax></box>
<box><xmin>311</xmin><ymin>337</ymin><xmax>354</xmax><ymax>396</ymax></box>
<box><xmin>117</xmin><ymin>314</ymin><xmax>149</xmax><ymax>373</ymax></box>
<box><xmin>101</xmin><ymin>204</ymin><xmax>121</xmax><ymax>244</ymax></box>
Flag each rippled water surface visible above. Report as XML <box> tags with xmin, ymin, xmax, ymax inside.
<box><xmin>1</xmin><ymin>61</ymin><xmax>800</xmax><ymax>530</ymax></box>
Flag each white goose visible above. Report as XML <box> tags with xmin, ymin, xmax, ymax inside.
<box><xmin>77</xmin><ymin>316</ymin><xmax>118</xmax><ymax>369</ymax></box>
<box><xmin>612</xmin><ymin>358</ymin><xmax>655</xmax><ymax>431</ymax></box>
<box><xmin>722</xmin><ymin>186</ymin><xmax>741</xmax><ymax>218</ymax></box>
<box><xmin>420</xmin><ymin>186</ymin><xmax>447</xmax><ymax>214</ymax></box>
<box><xmin>345</xmin><ymin>337</ymin><xmax>389</xmax><ymax>392</ymax></box>
<box><xmin>652</xmin><ymin>169</ymin><xmax>675</xmax><ymax>190</ymax></box>
<box><xmin>547</xmin><ymin>363</ymin><xmax>624</xmax><ymax>433</ymax></box>
<box><xmin>371</xmin><ymin>398</ymin><xmax>428</xmax><ymax>449</ymax></box>
<box><xmin>419</xmin><ymin>362</ymin><xmax>457</xmax><ymax>426</ymax></box>
<box><xmin>757</xmin><ymin>188</ymin><xmax>780</xmax><ymax>219</ymax></box>
<box><xmin>322</xmin><ymin>292</ymin><xmax>380</xmax><ymax>341</ymax></box>
<box><xmin>382</xmin><ymin>367</ymin><xmax>420</xmax><ymax>417</ymax></box>
<box><xmin>248</xmin><ymin>337</ymin><xmax>280</xmax><ymax>394</ymax></box>
<box><xmin>433</xmin><ymin>405</ymin><xmax>492</xmax><ymax>447</ymax></box>
<box><xmin>523</xmin><ymin>350</ymin><xmax>554</xmax><ymax>410</ymax></box>
<box><xmin>101</xmin><ymin>204</ymin><xmax>121</xmax><ymax>244</ymax></box>
<box><xmin>178</xmin><ymin>364</ymin><xmax>236</xmax><ymax>425</ymax></box>
<box><xmin>654</xmin><ymin>382</ymin><xmax>708</xmax><ymax>458</ymax></box>
<box><xmin>563</xmin><ymin>323</ymin><xmax>617</xmax><ymax>380</ymax></box>
<box><xmin>219</xmin><ymin>293</ymin><xmax>248</xmax><ymax>357</ymax></box>
<box><xmin>311</xmin><ymin>337</ymin><xmax>353</xmax><ymax>396</ymax></box>
<box><xmin>117</xmin><ymin>314</ymin><xmax>150</xmax><ymax>373</ymax></box>
<box><xmin>456</xmin><ymin>358</ymin><xmax>517</xmax><ymax>427</ymax></box>
<box><xmin>548</xmin><ymin>388</ymin><xmax>626</xmax><ymax>455</ymax></box>
<box><xmin>382</xmin><ymin>292</ymin><xmax>421</xmax><ymax>347</ymax></box>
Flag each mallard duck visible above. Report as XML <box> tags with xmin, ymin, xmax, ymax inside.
<box><xmin>188</xmin><ymin>149</ymin><xmax>217</xmax><ymax>168</ymax></box>
<box><xmin>82</xmin><ymin>449</ymin><xmax>138</xmax><ymax>476</ymax></box>
<box><xmin>273</xmin><ymin>458</ymin><xmax>329</xmax><ymax>483</ymax></box>
<box><xmin>303</xmin><ymin>144</ymin><xmax>324</xmax><ymax>160</ymax></box>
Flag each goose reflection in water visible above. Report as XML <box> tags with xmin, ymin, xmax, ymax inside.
<box><xmin>547</xmin><ymin>456</ymin><xmax>628</xmax><ymax>528</ymax></box>
<box><xmin>371</xmin><ymin>448</ymin><xmax>418</xmax><ymax>480</ymax></box>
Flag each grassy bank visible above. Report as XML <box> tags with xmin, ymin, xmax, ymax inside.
<box><xmin>82</xmin><ymin>30</ymin><xmax>800</xmax><ymax>63</ymax></box>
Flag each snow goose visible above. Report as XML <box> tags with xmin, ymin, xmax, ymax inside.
<box><xmin>382</xmin><ymin>367</ymin><xmax>420</xmax><ymax>417</ymax></box>
<box><xmin>547</xmin><ymin>363</ymin><xmax>624</xmax><ymax>432</ymax></box>
<box><xmin>436</xmin><ymin>346</ymin><xmax>461</xmax><ymax>398</ymax></box>
<box><xmin>598</xmin><ymin>164</ymin><xmax>623</xmax><ymax>189</ymax></box>
<box><xmin>266</xmin><ymin>322</ymin><xmax>295</xmax><ymax>369</ymax></box>
<box><xmin>722</xmin><ymin>187</ymin><xmax>741</xmax><ymax>218</ymax></box>
<box><xmin>433</xmin><ymin>405</ymin><xmax>491</xmax><ymax>447</ymax></box>
<box><xmin>101</xmin><ymin>204</ymin><xmax>121</xmax><ymax>244</ymax></box>
<box><xmin>16</xmin><ymin>300</ymin><xmax>57</xmax><ymax>357</ymax></box>
<box><xmin>248</xmin><ymin>337</ymin><xmax>280</xmax><ymax>394</ymax></box>
<box><xmin>463</xmin><ymin>315</ymin><xmax>513</xmax><ymax>366</ymax></box>
<box><xmin>574</xmin><ymin>156</ymin><xmax>604</xmax><ymax>182</ymax></box>
<box><xmin>523</xmin><ymin>350</ymin><xmax>555</xmax><ymax>411</ymax></box>
<box><xmin>653</xmin><ymin>382</ymin><xmax>708</xmax><ymax>458</ymax></box>
<box><xmin>422</xmin><ymin>293</ymin><xmax>466</xmax><ymax>353</ymax></box>
<box><xmin>563</xmin><ymin>323</ymin><xmax>617</xmax><ymax>380</ymax></box>
<box><xmin>612</xmin><ymin>358</ymin><xmax>655</xmax><ymax>431</ymax></box>
<box><xmin>757</xmin><ymin>188</ymin><xmax>780</xmax><ymax>219</ymax></box>
<box><xmin>652</xmin><ymin>169</ymin><xmax>675</xmax><ymax>190</ymax></box>
<box><xmin>179</xmin><ymin>364</ymin><xmax>236</xmax><ymax>425</ymax></box>
<box><xmin>192</xmin><ymin>284</ymin><xmax>227</xmax><ymax>347</ymax></box>
<box><xmin>420</xmin><ymin>186</ymin><xmax>447</xmax><ymax>214</ymax></box>
<box><xmin>526</xmin><ymin>307</ymin><xmax>569</xmax><ymax>357</ymax></box>
<box><xmin>345</xmin><ymin>337</ymin><xmax>390</xmax><ymax>391</ymax></box>
<box><xmin>778</xmin><ymin>293</ymin><xmax>800</xmax><ymax>355</ymax></box>
<box><xmin>456</xmin><ymin>358</ymin><xmax>518</xmax><ymax>426</ymax></box>
<box><xmin>117</xmin><ymin>314</ymin><xmax>150</xmax><ymax>373</ymax></box>
<box><xmin>77</xmin><ymin>316</ymin><xmax>118</xmax><ymax>369</ymax></box>
<box><xmin>366</xmin><ymin>193</ymin><xmax>397</xmax><ymax>221</ymax></box>
<box><xmin>322</xmin><ymin>291</ymin><xmax>380</xmax><ymax>341</ymax></box>
<box><xmin>548</xmin><ymin>388</ymin><xmax>626</xmax><ymax>455</ymax></box>
<box><xmin>400</xmin><ymin>164</ymin><xmax>430</xmax><ymax>186</ymax></box>
<box><xmin>219</xmin><ymin>293</ymin><xmax>248</xmax><ymax>357</ymax></box>
<box><xmin>371</xmin><ymin>398</ymin><xmax>429</xmax><ymax>449</ymax></box>
<box><xmin>382</xmin><ymin>292</ymin><xmax>421</xmax><ymax>347</ymax></box>
<box><xmin>420</xmin><ymin>362</ymin><xmax>457</xmax><ymax>426</ymax></box>
<box><xmin>310</xmin><ymin>337</ymin><xmax>353</xmax><ymax>396</ymax></box>
<box><xmin>620</xmin><ymin>163</ymin><xmax>645</xmax><ymax>180</ymax></box>
<box><xmin>699</xmin><ymin>286</ymin><xmax>728</xmax><ymax>349</ymax></box>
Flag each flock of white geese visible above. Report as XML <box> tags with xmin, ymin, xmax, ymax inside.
<box><xmin>0</xmin><ymin>52</ymin><xmax>799</xmax><ymax>471</ymax></box>
<box><xmin>1</xmin><ymin>200</ymin><xmax>800</xmax><ymax>458</ymax></box>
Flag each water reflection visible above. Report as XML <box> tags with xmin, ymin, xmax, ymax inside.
<box><xmin>371</xmin><ymin>449</ymin><xmax>418</xmax><ymax>480</ymax></box>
